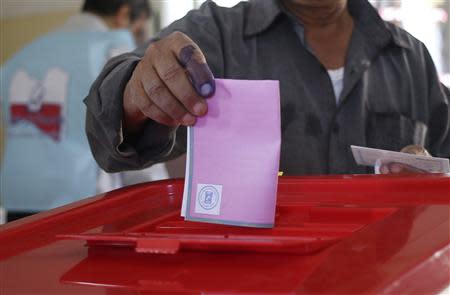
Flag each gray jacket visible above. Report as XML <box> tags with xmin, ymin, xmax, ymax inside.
<box><xmin>84</xmin><ymin>0</ymin><xmax>450</xmax><ymax>175</ymax></box>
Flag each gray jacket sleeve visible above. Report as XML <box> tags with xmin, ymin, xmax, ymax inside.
<box><xmin>84</xmin><ymin>2</ymin><xmax>224</xmax><ymax>172</ymax></box>
<box><xmin>428</xmin><ymin>80</ymin><xmax>450</xmax><ymax>159</ymax></box>
<box><xmin>423</xmin><ymin>46</ymin><xmax>450</xmax><ymax>159</ymax></box>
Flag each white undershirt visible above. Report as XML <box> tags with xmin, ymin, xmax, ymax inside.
<box><xmin>327</xmin><ymin>67</ymin><xmax>345</xmax><ymax>104</ymax></box>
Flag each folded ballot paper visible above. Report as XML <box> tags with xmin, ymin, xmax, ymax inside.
<box><xmin>351</xmin><ymin>145</ymin><xmax>450</xmax><ymax>173</ymax></box>
<box><xmin>181</xmin><ymin>79</ymin><xmax>281</xmax><ymax>228</ymax></box>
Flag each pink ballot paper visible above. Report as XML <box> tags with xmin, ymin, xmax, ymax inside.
<box><xmin>181</xmin><ymin>79</ymin><xmax>281</xmax><ymax>228</ymax></box>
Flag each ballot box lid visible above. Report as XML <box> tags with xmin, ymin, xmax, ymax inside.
<box><xmin>1</xmin><ymin>175</ymin><xmax>449</xmax><ymax>294</ymax></box>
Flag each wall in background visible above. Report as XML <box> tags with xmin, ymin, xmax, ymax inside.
<box><xmin>1</xmin><ymin>10</ymin><xmax>77</xmax><ymax>63</ymax></box>
<box><xmin>1</xmin><ymin>0</ymin><xmax>81</xmax><ymax>18</ymax></box>
<box><xmin>1</xmin><ymin>0</ymin><xmax>82</xmax><ymax>63</ymax></box>
<box><xmin>0</xmin><ymin>0</ymin><xmax>167</xmax><ymax>64</ymax></box>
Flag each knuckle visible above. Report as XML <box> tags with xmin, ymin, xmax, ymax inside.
<box><xmin>170</xmin><ymin>31</ymin><xmax>184</xmax><ymax>40</ymax></box>
<box><xmin>145</xmin><ymin>43</ymin><xmax>162</xmax><ymax>62</ymax></box>
<box><xmin>145</xmin><ymin>82</ymin><xmax>166</xmax><ymax>98</ymax></box>
<box><xmin>135</xmin><ymin>59</ymin><xmax>151</xmax><ymax>78</ymax></box>
<box><xmin>146</xmin><ymin>42</ymin><xmax>159</xmax><ymax>54</ymax></box>
<box><xmin>160</xmin><ymin>64</ymin><xmax>183</xmax><ymax>82</ymax></box>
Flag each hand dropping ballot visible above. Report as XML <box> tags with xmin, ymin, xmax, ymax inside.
<box><xmin>181</xmin><ymin>79</ymin><xmax>281</xmax><ymax>228</ymax></box>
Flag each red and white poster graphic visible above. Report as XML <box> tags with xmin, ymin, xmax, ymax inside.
<box><xmin>8</xmin><ymin>68</ymin><xmax>69</xmax><ymax>141</ymax></box>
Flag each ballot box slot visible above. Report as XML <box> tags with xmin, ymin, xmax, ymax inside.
<box><xmin>59</xmin><ymin>203</ymin><xmax>396</xmax><ymax>255</ymax></box>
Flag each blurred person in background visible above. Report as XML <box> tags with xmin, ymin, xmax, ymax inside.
<box><xmin>0</xmin><ymin>0</ymin><xmax>152</xmax><ymax>222</ymax></box>
<box><xmin>63</xmin><ymin>0</ymin><xmax>167</xmax><ymax>193</ymax></box>
<box><xmin>129</xmin><ymin>1</ymin><xmax>152</xmax><ymax>46</ymax></box>
<box><xmin>84</xmin><ymin>0</ymin><xmax>449</xmax><ymax>177</ymax></box>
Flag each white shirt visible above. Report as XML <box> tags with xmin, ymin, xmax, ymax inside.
<box><xmin>327</xmin><ymin>67</ymin><xmax>345</xmax><ymax>104</ymax></box>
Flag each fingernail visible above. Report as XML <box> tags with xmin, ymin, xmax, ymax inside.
<box><xmin>200</xmin><ymin>83</ymin><xmax>214</xmax><ymax>97</ymax></box>
<box><xmin>193</xmin><ymin>102</ymin><xmax>207</xmax><ymax>116</ymax></box>
<box><xmin>182</xmin><ymin>113</ymin><xmax>196</xmax><ymax>126</ymax></box>
<box><xmin>193</xmin><ymin>75</ymin><xmax>215</xmax><ymax>98</ymax></box>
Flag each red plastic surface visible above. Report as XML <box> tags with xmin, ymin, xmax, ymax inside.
<box><xmin>1</xmin><ymin>174</ymin><xmax>449</xmax><ymax>294</ymax></box>
<box><xmin>60</xmin><ymin>205</ymin><xmax>395</xmax><ymax>255</ymax></box>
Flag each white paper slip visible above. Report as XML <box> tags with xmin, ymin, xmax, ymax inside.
<box><xmin>351</xmin><ymin>145</ymin><xmax>450</xmax><ymax>173</ymax></box>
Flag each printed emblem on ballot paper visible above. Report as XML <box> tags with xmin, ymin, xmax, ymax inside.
<box><xmin>195</xmin><ymin>184</ymin><xmax>222</xmax><ymax>215</ymax></box>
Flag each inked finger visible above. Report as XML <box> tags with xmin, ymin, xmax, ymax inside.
<box><xmin>179</xmin><ymin>45</ymin><xmax>215</xmax><ymax>98</ymax></box>
<box><xmin>167</xmin><ymin>33</ymin><xmax>215</xmax><ymax>98</ymax></box>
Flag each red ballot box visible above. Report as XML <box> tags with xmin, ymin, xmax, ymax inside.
<box><xmin>1</xmin><ymin>175</ymin><xmax>449</xmax><ymax>295</ymax></box>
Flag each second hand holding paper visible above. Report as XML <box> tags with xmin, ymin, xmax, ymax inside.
<box><xmin>351</xmin><ymin>145</ymin><xmax>450</xmax><ymax>173</ymax></box>
<box><xmin>181</xmin><ymin>79</ymin><xmax>281</xmax><ymax>228</ymax></box>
